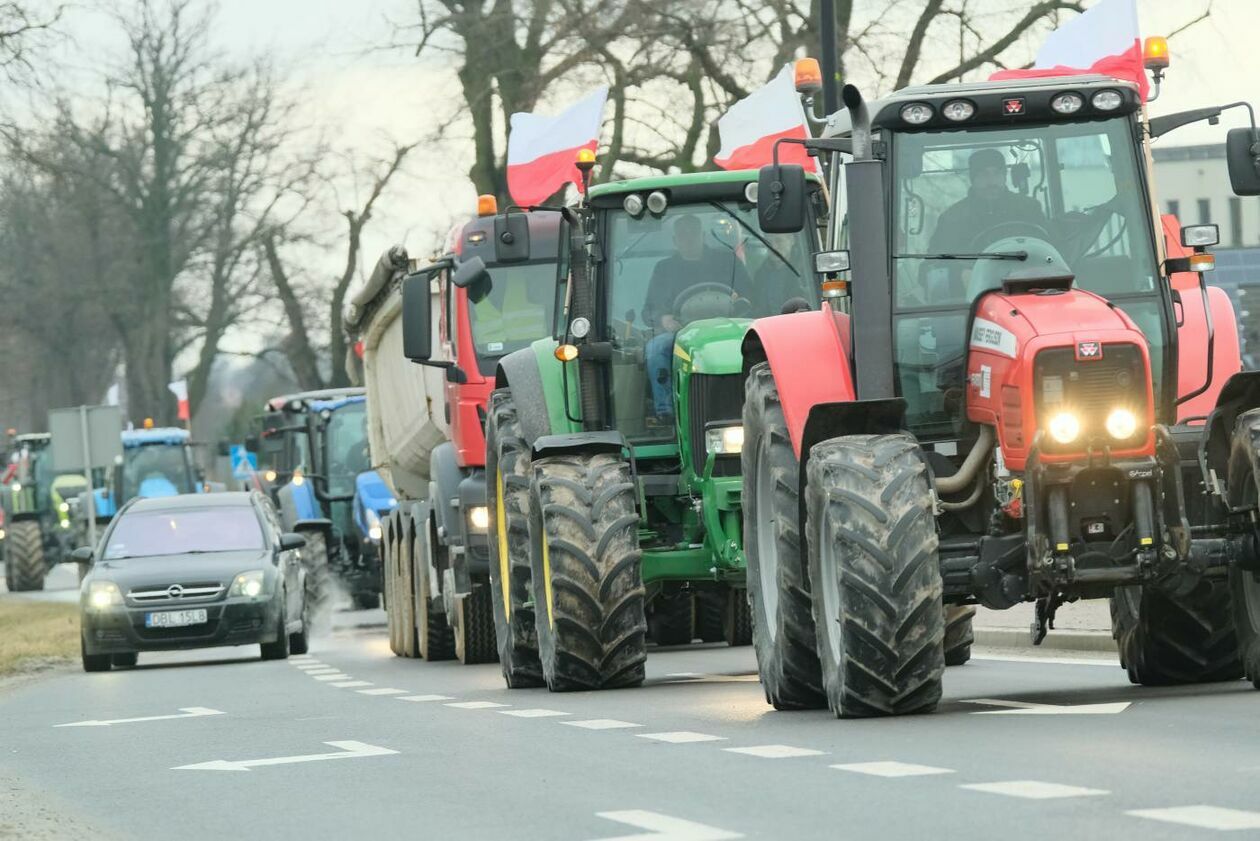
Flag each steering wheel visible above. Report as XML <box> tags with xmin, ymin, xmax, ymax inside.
<box><xmin>672</xmin><ymin>282</ymin><xmax>749</xmax><ymax>324</ymax></box>
<box><xmin>969</xmin><ymin>221</ymin><xmax>1052</xmax><ymax>251</ymax></box>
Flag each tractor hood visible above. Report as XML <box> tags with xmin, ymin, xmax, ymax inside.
<box><xmin>673</xmin><ymin>318</ymin><xmax>749</xmax><ymax>375</ymax></box>
<box><xmin>355</xmin><ymin>470</ymin><xmax>397</xmax><ymax>515</ymax></box>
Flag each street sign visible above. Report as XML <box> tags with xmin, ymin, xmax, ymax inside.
<box><xmin>48</xmin><ymin>405</ymin><xmax>123</xmax><ymax>473</ymax></box>
<box><xmin>229</xmin><ymin>445</ymin><xmax>257</xmax><ymax>480</ymax></box>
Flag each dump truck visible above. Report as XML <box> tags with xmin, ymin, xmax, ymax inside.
<box><xmin>739</xmin><ymin>57</ymin><xmax>1260</xmax><ymax>716</ymax></box>
<box><xmin>1</xmin><ymin>433</ymin><xmax>87</xmax><ymax>591</ymax></box>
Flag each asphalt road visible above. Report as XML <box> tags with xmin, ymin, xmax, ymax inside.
<box><xmin>3</xmin><ymin>588</ymin><xmax>1260</xmax><ymax>840</ymax></box>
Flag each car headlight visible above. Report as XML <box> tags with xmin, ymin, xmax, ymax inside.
<box><xmin>229</xmin><ymin>570</ymin><xmax>267</xmax><ymax>599</ymax></box>
<box><xmin>705</xmin><ymin>425</ymin><xmax>745</xmax><ymax>455</ymax></box>
<box><xmin>365</xmin><ymin>508</ymin><xmax>382</xmax><ymax>542</ymax></box>
<box><xmin>1105</xmin><ymin>408</ymin><xmax>1139</xmax><ymax>440</ymax></box>
<box><xmin>467</xmin><ymin>505</ymin><xmax>489</xmax><ymax>533</ymax></box>
<box><xmin>1047</xmin><ymin>412</ymin><xmax>1080</xmax><ymax>445</ymax></box>
<box><xmin>86</xmin><ymin>580</ymin><xmax>122</xmax><ymax>609</ymax></box>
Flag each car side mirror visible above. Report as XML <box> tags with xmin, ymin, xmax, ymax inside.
<box><xmin>757</xmin><ymin>164</ymin><xmax>807</xmax><ymax>233</ymax></box>
<box><xmin>279</xmin><ymin>532</ymin><xmax>307</xmax><ymax>551</ymax></box>
<box><xmin>1226</xmin><ymin>128</ymin><xmax>1260</xmax><ymax>196</ymax></box>
<box><xmin>71</xmin><ymin>546</ymin><xmax>93</xmax><ymax>564</ymax></box>
<box><xmin>493</xmin><ymin>212</ymin><xmax>530</xmax><ymax>263</ymax></box>
<box><xmin>402</xmin><ymin>273</ymin><xmax>432</xmax><ymax>362</ymax></box>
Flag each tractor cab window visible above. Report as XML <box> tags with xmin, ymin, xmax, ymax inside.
<box><xmin>322</xmin><ymin>402</ymin><xmax>369</xmax><ymax>498</ymax></box>
<box><xmin>890</xmin><ymin>117</ymin><xmax>1165</xmax><ymax>438</ymax></box>
<box><xmin>121</xmin><ymin>445</ymin><xmax>196</xmax><ymax>500</ymax></box>
<box><xmin>467</xmin><ymin>262</ymin><xmax>556</xmax><ymax>371</ymax></box>
<box><xmin>604</xmin><ymin>198</ymin><xmax>817</xmax><ymax>441</ymax></box>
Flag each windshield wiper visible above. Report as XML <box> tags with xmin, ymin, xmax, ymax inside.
<box><xmin>894</xmin><ymin>251</ymin><xmax>1029</xmax><ymax>261</ymax></box>
<box><xmin>706</xmin><ymin>201</ymin><xmax>800</xmax><ymax>277</ymax></box>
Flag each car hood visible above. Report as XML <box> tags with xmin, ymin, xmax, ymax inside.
<box><xmin>89</xmin><ymin>550</ymin><xmax>272</xmax><ymax>590</ymax></box>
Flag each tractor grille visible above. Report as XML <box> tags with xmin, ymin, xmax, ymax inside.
<box><xmin>1033</xmin><ymin>343</ymin><xmax>1147</xmax><ymax>452</ymax></box>
<box><xmin>687</xmin><ymin>374</ymin><xmax>743</xmax><ymax>477</ymax></box>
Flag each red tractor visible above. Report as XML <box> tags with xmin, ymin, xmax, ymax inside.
<box><xmin>741</xmin><ymin>72</ymin><xmax>1260</xmax><ymax>717</ymax></box>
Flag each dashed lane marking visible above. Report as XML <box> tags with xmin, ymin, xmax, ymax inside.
<box><xmin>972</xmin><ymin>653</ymin><xmax>1115</xmax><ymax>667</ymax></box>
<box><xmin>830</xmin><ymin>761</ymin><xmax>955</xmax><ymax>778</ymax></box>
<box><xmin>588</xmin><ymin>810</ymin><xmax>742</xmax><ymax>840</ymax></box>
<box><xmin>562</xmin><ymin>719</ymin><xmax>642</xmax><ymax>730</ymax></box>
<box><xmin>723</xmin><ymin>745</ymin><xmax>825</xmax><ymax>759</ymax></box>
<box><xmin>961</xmin><ymin>781</ymin><xmax>1109</xmax><ymax>800</ymax></box>
<box><xmin>1127</xmin><ymin>806</ymin><xmax>1260</xmax><ymax>831</ymax></box>
<box><xmin>313</xmin><ymin>674</ymin><xmax>353</xmax><ymax>681</ymax></box>
<box><xmin>330</xmin><ymin>681</ymin><xmax>373</xmax><ymax>688</ymax></box>
<box><xmin>498</xmin><ymin>708</ymin><xmax>571</xmax><ymax>718</ymax></box>
<box><xmin>357</xmin><ymin>688</ymin><xmax>407</xmax><ymax>696</ymax></box>
<box><xmin>397</xmin><ymin>694</ymin><xmax>454</xmax><ymax>702</ymax></box>
<box><xmin>445</xmin><ymin>701</ymin><xmax>509</xmax><ymax>710</ymax></box>
<box><xmin>302</xmin><ymin>669</ymin><xmax>341</xmax><ymax>675</ymax></box>
<box><xmin>295</xmin><ymin>664</ymin><xmax>328</xmax><ymax>670</ymax></box>
<box><xmin>637</xmin><ymin>732</ymin><xmax>727</xmax><ymax>744</ymax></box>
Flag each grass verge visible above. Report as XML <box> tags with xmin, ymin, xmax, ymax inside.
<box><xmin>0</xmin><ymin>600</ymin><xmax>79</xmax><ymax>677</ymax></box>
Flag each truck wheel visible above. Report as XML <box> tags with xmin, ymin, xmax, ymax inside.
<box><xmin>395</xmin><ymin>524</ymin><xmax>418</xmax><ymax>657</ymax></box>
<box><xmin>300</xmin><ymin>530</ymin><xmax>333</xmax><ymax>630</ymax></box>
<box><xmin>944</xmin><ymin>605</ymin><xmax>976</xmax><ymax>666</ymax></box>
<box><xmin>695</xmin><ymin>591</ymin><xmax>725</xmax><ymax>643</ymax></box>
<box><xmin>647</xmin><ymin>591</ymin><xmax>693</xmax><ymax>646</ymax></box>
<box><xmin>743</xmin><ymin>362</ymin><xmax>824</xmax><ymax>709</ymax></box>
<box><xmin>383</xmin><ymin>519</ymin><xmax>407</xmax><ymax>656</ymax></box>
<box><xmin>724</xmin><ymin>588</ymin><xmax>753</xmax><ymax>647</ymax></box>
<box><xmin>414</xmin><ymin>525</ymin><xmax>454</xmax><ymax>661</ymax></box>
<box><xmin>805</xmin><ymin>434</ymin><xmax>945</xmax><ymax>718</ymax></box>
<box><xmin>81</xmin><ymin>637</ymin><xmax>110</xmax><ymax>673</ymax></box>
<box><xmin>7</xmin><ymin>521</ymin><xmax>46</xmax><ymax>592</ymax></box>
<box><xmin>486</xmin><ymin>390</ymin><xmax>543</xmax><ymax>686</ymax></box>
<box><xmin>1111</xmin><ymin>581</ymin><xmax>1240</xmax><ymax>685</ymax></box>
<box><xmin>529</xmin><ymin>453</ymin><xmax>646</xmax><ymax>691</ymax></box>
<box><xmin>452</xmin><ymin>585</ymin><xmax>497</xmax><ymax>664</ymax></box>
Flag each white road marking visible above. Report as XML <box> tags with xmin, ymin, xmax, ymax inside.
<box><xmin>961</xmin><ymin>781</ymin><xmax>1109</xmax><ymax>800</ymax></box>
<box><xmin>637</xmin><ymin>732</ymin><xmax>727</xmax><ymax>744</ymax></box>
<box><xmin>964</xmin><ymin>698</ymin><xmax>1131</xmax><ymax>715</ymax></box>
<box><xmin>665</xmin><ymin>672</ymin><xmax>702</xmax><ymax>678</ymax></box>
<box><xmin>357</xmin><ymin>688</ymin><xmax>407</xmax><ymax>696</ymax></box>
<box><xmin>498</xmin><ymin>708</ymin><xmax>571</xmax><ymax>718</ymax></box>
<box><xmin>398</xmin><ymin>694</ymin><xmax>455</xmax><ymax>702</ymax></box>
<box><xmin>295</xmin><ymin>664</ymin><xmax>328</xmax><ymax>670</ymax></box>
<box><xmin>445</xmin><ymin>701</ymin><xmax>509</xmax><ymax>710</ymax></box>
<box><xmin>563</xmin><ymin>719</ymin><xmax>642</xmax><ymax>730</ymax></box>
<box><xmin>589</xmin><ymin>810</ymin><xmax>742</xmax><ymax>840</ymax></box>
<box><xmin>972</xmin><ymin>653</ymin><xmax>1115</xmax><ymax>667</ymax></box>
<box><xmin>1127</xmin><ymin>806</ymin><xmax>1260</xmax><ymax>831</ymax></box>
<box><xmin>56</xmin><ymin>707</ymin><xmax>224</xmax><ymax>728</ymax></box>
<box><xmin>303</xmin><ymin>668</ymin><xmax>341</xmax><ymax>675</ymax></box>
<box><xmin>723</xmin><ymin>745</ymin><xmax>824</xmax><ymax>759</ymax></box>
<box><xmin>173</xmin><ymin>740</ymin><xmax>398</xmax><ymax>772</ymax></box>
<box><xmin>830</xmin><ymin>761</ymin><xmax>954</xmax><ymax>778</ymax></box>
<box><xmin>330</xmin><ymin>681</ymin><xmax>373</xmax><ymax>688</ymax></box>
<box><xmin>313</xmin><ymin>674</ymin><xmax>353</xmax><ymax>681</ymax></box>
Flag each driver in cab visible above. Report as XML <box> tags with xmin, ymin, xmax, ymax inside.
<box><xmin>643</xmin><ymin>214</ymin><xmax>750</xmax><ymax>421</ymax></box>
<box><xmin>930</xmin><ymin>148</ymin><xmax>1047</xmax><ymax>254</ymax></box>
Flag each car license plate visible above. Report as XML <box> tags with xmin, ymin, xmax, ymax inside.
<box><xmin>145</xmin><ymin>609</ymin><xmax>208</xmax><ymax>629</ymax></box>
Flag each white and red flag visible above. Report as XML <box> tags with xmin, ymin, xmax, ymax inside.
<box><xmin>991</xmin><ymin>0</ymin><xmax>1149</xmax><ymax>101</ymax></box>
<box><xmin>506</xmin><ymin>87</ymin><xmax>607</xmax><ymax>207</ymax></box>
<box><xmin>715</xmin><ymin>64</ymin><xmax>815</xmax><ymax>172</ymax></box>
<box><xmin>168</xmin><ymin>379</ymin><xmax>190</xmax><ymax>422</ymax></box>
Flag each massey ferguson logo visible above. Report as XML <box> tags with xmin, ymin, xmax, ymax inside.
<box><xmin>1076</xmin><ymin>341</ymin><xmax>1102</xmax><ymax>361</ymax></box>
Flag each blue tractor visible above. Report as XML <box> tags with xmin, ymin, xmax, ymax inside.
<box><xmin>77</xmin><ymin>426</ymin><xmax>202</xmax><ymax>535</ymax></box>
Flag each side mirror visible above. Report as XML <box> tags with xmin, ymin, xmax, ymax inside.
<box><xmin>493</xmin><ymin>213</ymin><xmax>530</xmax><ymax>263</ymax></box>
<box><xmin>451</xmin><ymin>255</ymin><xmax>491</xmax><ymax>290</ymax></box>
<box><xmin>1226</xmin><ymin>128</ymin><xmax>1260</xmax><ymax>196</ymax></box>
<box><xmin>71</xmin><ymin>546</ymin><xmax>93</xmax><ymax>564</ymax></box>
<box><xmin>757</xmin><ymin>164</ymin><xmax>807</xmax><ymax>233</ymax></box>
<box><xmin>402</xmin><ymin>273</ymin><xmax>432</xmax><ymax>362</ymax></box>
<box><xmin>279</xmin><ymin>532</ymin><xmax>307</xmax><ymax>551</ymax></box>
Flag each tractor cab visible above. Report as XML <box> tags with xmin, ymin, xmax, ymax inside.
<box><xmin>115</xmin><ymin>428</ymin><xmax>198</xmax><ymax>501</ymax></box>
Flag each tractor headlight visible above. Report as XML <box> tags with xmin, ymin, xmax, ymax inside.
<box><xmin>86</xmin><ymin>580</ymin><xmax>123</xmax><ymax>609</ymax></box>
<box><xmin>1105</xmin><ymin>408</ymin><xmax>1139</xmax><ymax>440</ymax></box>
<box><xmin>705</xmin><ymin>425</ymin><xmax>745</xmax><ymax>455</ymax></box>
<box><xmin>1047</xmin><ymin>412</ymin><xmax>1081</xmax><ymax>445</ymax></box>
<box><xmin>229</xmin><ymin>570</ymin><xmax>267</xmax><ymax>599</ymax></box>
<box><xmin>365</xmin><ymin>508</ymin><xmax>383</xmax><ymax>542</ymax></box>
<box><xmin>466</xmin><ymin>505</ymin><xmax>489</xmax><ymax>534</ymax></box>
<box><xmin>58</xmin><ymin>502</ymin><xmax>70</xmax><ymax>513</ymax></box>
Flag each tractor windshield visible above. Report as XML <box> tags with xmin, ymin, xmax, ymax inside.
<box><xmin>889</xmin><ymin>116</ymin><xmax>1166</xmax><ymax>439</ymax></box>
<box><xmin>466</xmin><ymin>261</ymin><xmax>556</xmax><ymax>366</ymax></box>
<box><xmin>121</xmin><ymin>444</ymin><xmax>196</xmax><ymax>500</ymax></box>
<box><xmin>322</xmin><ymin>402</ymin><xmax>369</xmax><ymax>498</ymax></box>
<box><xmin>604</xmin><ymin>198</ymin><xmax>816</xmax><ymax>441</ymax></box>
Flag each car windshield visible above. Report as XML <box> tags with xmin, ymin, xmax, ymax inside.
<box><xmin>323</xmin><ymin>402</ymin><xmax>369</xmax><ymax>497</ymax></box>
<box><xmin>467</xmin><ymin>262</ymin><xmax>557</xmax><ymax>360</ymax></box>
<box><xmin>121</xmin><ymin>444</ymin><xmax>195</xmax><ymax>500</ymax></box>
<box><xmin>103</xmin><ymin>507</ymin><xmax>265</xmax><ymax>560</ymax></box>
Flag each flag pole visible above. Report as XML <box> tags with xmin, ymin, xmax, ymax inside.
<box><xmin>820</xmin><ymin>0</ymin><xmax>839</xmax><ymax>115</ymax></box>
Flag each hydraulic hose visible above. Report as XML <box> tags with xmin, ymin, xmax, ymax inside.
<box><xmin>934</xmin><ymin>425</ymin><xmax>995</xmax><ymax>495</ymax></box>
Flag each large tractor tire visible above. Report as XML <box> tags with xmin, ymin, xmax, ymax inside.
<box><xmin>805</xmin><ymin>434</ymin><xmax>945</xmax><ymax>718</ymax></box>
<box><xmin>6</xmin><ymin>521</ymin><xmax>46</xmax><ymax>592</ymax></box>
<box><xmin>486</xmin><ymin>390</ymin><xmax>543</xmax><ymax>686</ymax></box>
<box><xmin>1111</xmin><ymin>581</ymin><xmax>1240</xmax><ymax>685</ymax></box>
<box><xmin>944</xmin><ymin>605</ymin><xmax>976</xmax><ymax>667</ymax></box>
<box><xmin>300</xmin><ymin>529</ymin><xmax>333</xmax><ymax>630</ymax></box>
<box><xmin>413</xmin><ymin>524</ymin><xmax>454</xmax><ymax>661</ymax></box>
<box><xmin>647</xmin><ymin>591</ymin><xmax>693</xmax><ymax>646</ymax></box>
<box><xmin>724</xmin><ymin>588</ymin><xmax>753</xmax><ymax>647</ymax></box>
<box><xmin>1220</xmin><ymin>407</ymin><xmax>1260</xmax><ymax>688</ymax></box>
<box><xmin>528</xmin><ymin>453</ymin><xmax>647</xmax><ymax>691</ymax></box>
<box><xmin>452</xmin><ymin>584</ymin><xmax>497</xmax><ymax>665</ymax></box>
<box><xmin>742</xmin><ymin>362</ymin><xmax>824</xmax><ymax>709</ymax></box>
<box><xmin>695</xmin><ymin>591</ymin><xmax>726</xmax><ymax>643</ymax></box>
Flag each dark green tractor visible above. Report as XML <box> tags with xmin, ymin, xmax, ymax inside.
<box><xmin>2</xmin><ymin>434</ymin><xmax>86</xmax><ymax>591</ymax></box>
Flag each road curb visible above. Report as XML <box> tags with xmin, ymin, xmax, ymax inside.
<box><xmin>975</xmin><ymin>626</ymin><xmax>1117</xmax><ymax>653</ymax></box>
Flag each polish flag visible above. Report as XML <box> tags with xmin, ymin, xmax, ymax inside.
<box><xmin>991</xmin><ymin>0</ymin><xmax>1149</xmax><ymax>101</ymax></box>
<box><xmin>715</xmin><ymin>64</ymin><xmax>815</xmax><ymax>172</ymax></box>
<box><xmin>168</xmin><ymin>379</ymin><xmax>190</xmax><ymax>422</ymax></box>
<box><xmin>507</xmin><ymin>87</ymin><xmax>607</xmax><ymax>207</ymax></box>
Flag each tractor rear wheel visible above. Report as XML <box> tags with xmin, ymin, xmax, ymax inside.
<box><xmin>486</xmin><ymin>390</ymin><xmax>543</xmax><ymax>687</ymax></box>
<box><xmin>647</xmin><ymin>591</ymin><xmax>693</xmax><ymax>646</ymax></box>
<box><xmin>695</xmin><ymin>591</ymin><xmax>725</xmax><ymax>643</ymax></box>
<box><xmin>452</xmin><ymin>584</ymin><xmax>498</xmax><ymax>664</ymax></box>
<box><xmin>529</xmin><ymin>453</ymin><xmax>646</xmax><ymax>691</ymax></box>
<box><xmin>6</xmin><ymin>521</ymin><xmax>45</xmax><ymax>592</ymax></box>
<box><xmin>743</xmin><ymin>362</ymin><xmax>824</xmax><ymax>709</ymax></box>
<box><xmin>944</xmin><ymin>605</ymin><xmax>975</xmax><ymax>667</ymax></box>
<box><xmin>414</xmin><ymin>523</ymin><xmax>454</xmax><ymax>661</ymax></box>
<box><xmin>1110</xmin><ymin>581</ymin><xmax>1240</xmax><ymax>685</ymax></box>
<box><xmin>1222</xmin><ymin>408</ymin><xmax>1260</xmax><ymax>688</ymax></box>
<box><xmin>724</xmin><ymin>588</ymin><xmax>753</xmax><ymax>647</ymax></box>
<box><xmin>806</xmin><ymin>434</ymin><xmax>945</xmax><ymax>718</ymax></box>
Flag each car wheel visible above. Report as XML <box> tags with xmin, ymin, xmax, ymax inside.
<box><xmin>289</xmin><ymin>589</ymin><xmax>311</xmax><ymax>655</ymax></box>
<box><xmin>260</xmin><ymin>602</ymin><xmax>291</xmax><ymax>661</ymax></box>
<box><xmin>111</xmin><ymin>652</ymin><xmax>138</xmax><ymax>668</ymax></box>
<box><xmin>81</xmin><ymin>636</ymin><xmax>111</xmax><ymax>673</ymax></box>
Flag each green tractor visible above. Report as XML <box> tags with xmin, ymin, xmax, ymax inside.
<box><xmin>484</xmin><ymin>168</ymin><xmax>820</xmax><ymax>690</ymax></box>
<box><xmin>1</xmin><ymin>433</ymin><xmax>87</xmax><ymax>591</ymax></box>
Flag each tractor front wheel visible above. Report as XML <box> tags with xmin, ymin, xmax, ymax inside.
<box><xmin>805</xmin><ymin>434</ymin><xmax>945</xmax><ymax>718</ymax></box>
<box><xmin>944</xmin><ymin>605</ymin><xmax>976</xmax><ymax>667</ymax></box>
<box><xmin>6</xmin><ymin>521</ymin><xmax>46</xmax><ymax>592</ymax></box>
<box><xmin>529</xmin><ymin>453</ymin><xmax>646</xmax><ymax>691</ymax></box>
<box><xmin>1225</xmin><ymin>408</ymin><xmax>1260</xmax><ymax>689</ymax></box>
<box><xmin>647</xmin><ymin>590</ymin><xmax>693</xmax><ymax>646</ymax></box>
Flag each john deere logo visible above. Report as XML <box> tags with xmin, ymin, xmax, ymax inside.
<box><xmin>1076</xmin><ymin>341</ymin><xmax>1102</xmax><ymax>361</ymax></box>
